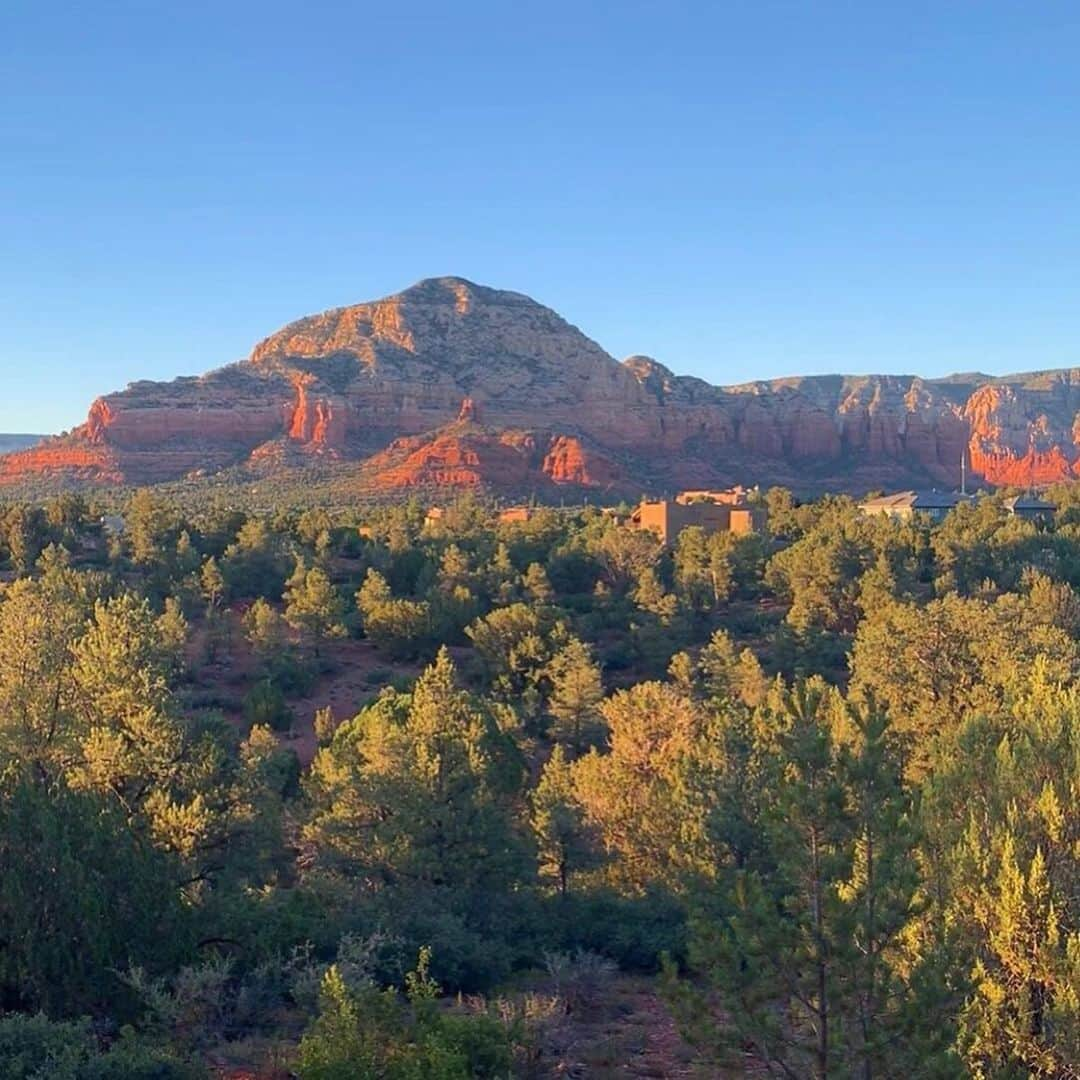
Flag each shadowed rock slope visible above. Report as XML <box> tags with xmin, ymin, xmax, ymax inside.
<box><xmin>4</xmin><ymin>277</ymin><xmax>1079</xmax><ymax>495</ymax></box>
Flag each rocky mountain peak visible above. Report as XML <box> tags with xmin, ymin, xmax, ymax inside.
<box><xmin>6</xmin><ymin>279</ymin><xmax>1080</xmax><ymax>495</ymax></box>
<box><xmin>248</xmin><ymin>277</ymin><xmax>615</xmax><ymax>382</ymax></box>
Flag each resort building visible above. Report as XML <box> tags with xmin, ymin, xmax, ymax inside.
<box><xmin>857</xmin><ymin>490</ymin><xmax>973</xmax><ymax>523</ymax></box>
<box><xmin>629</xmin><ymin>487</ymin><xmax>767</xmax><ymax>545</ymax></box>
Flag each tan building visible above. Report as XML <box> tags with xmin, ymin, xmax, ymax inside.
<box><xmin>497</xmin><ymin>505</ymin><xmax>535</xmax><ymax>524</ymax></box>
<box><xmin>629</xmin><ymin>488</ymin><xmax>767</xmax><ymax>545</ymax></box>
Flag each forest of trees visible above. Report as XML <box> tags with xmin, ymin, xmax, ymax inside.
<box><xmin>0</xmin><ymin>484</ymin><xmax>1077</xmax><ymax>1077</ymax></box>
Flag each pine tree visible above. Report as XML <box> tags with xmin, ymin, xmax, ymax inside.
<box><xmin>244</xmin><ymin>596</ymin><xmax>285</xmax><ymax>661</ymax></box>
<box><xmin>126</xmin><ymin>488</ymin><xmax>180</xmax><ymax>567</ymax></box>
<box><xmin>633</xmin><ymin>566</ymin><xmax>678</xmax><ymax>622</ymax></box>
<box><xmin>488</xmin><ymin>542</ymin><xmax>518</xmax><ymax>604</ymax></box>
<box><xmin>546</xmin><ymin>638</ymin><xmax>605</xmax><ymax>756</ymax></box>
<box><xmin>673</xmin><ymin>527</ymin><xmax>736</xmax><ymax>611</ymax></box>
<box><xmin>521</xmin><ymin>561</ymin><xmax>553</xmax><ymax>602</ymax></box>
<box><xmin>70</xmin><ymin>594</ymin><xmax>185</xmax><ymax>813</ymax></box>
<box><xmin>571</xmin><ymin>681</ymin><xmax>711</xmax><ymax>892</ymax></box>
<box><xmin>0</xmin><ymin>576</ymin><xmax>85</xmax><ymax>771</ymax></box>
<box><xmin>531</xmin><ymin>745</ymin><xmax>598</xmax><ymax>896</ymax></box>
<box><xmin>356</xmin><ymin>568</ymin><xmax>432</xmax><ymax>660</ymax></box>
<box><xmin>925</xmin><ymin>667</ymin><xmax>1080</xmax><ymax>1076</ymax></box>
<box><xmin>669</xmin><ymin>686</ymin><xmax>954</xmax><ymax>1078</ymax></box>
<box><xmin>439</xmin><ymin>544</ymin><xmax>472</xmax><ymax>590</ymax></box>
<box><xmin>174</xmin><ymin>529</ymin><xmax>199</xmax><ymax>576</ymax></box>
<box><xmin>304</xmin><ymin>648</ymin><xmax>526</xmax><ymax>926</ymax></box>
<box><xmin>0</xmin><ymin>768</ymin><xmax>192</xmax><ymax>1017</ymax></box>
<box><xmin>285</xmin><ymin>565</ymin><xmax>346</xmax><ymax>659</ymax></box>
<box><xmin>200</xmin><ymin>556</ymin><xmax>226</xmax><ymax>610</ymax></box>
<box><xmin>833</xmin><ymin>697</ymin><xmax>938</xmax><ymax>1076</ymax></box>
<box><xmin>155</xmin><ymin>597</ymin><xmax>189</xmax><ymax>681</ymax></box>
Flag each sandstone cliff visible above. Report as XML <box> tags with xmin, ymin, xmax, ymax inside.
<box><xmin>5</xmin><ymin>277</ymin><xmax>1080</xmax><ymax>495</ymax></box>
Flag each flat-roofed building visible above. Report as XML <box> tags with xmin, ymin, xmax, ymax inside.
<box><xmin>858</xmin><ymin>490</ymin><xmax>973</xmax><ymax>523</ymax></box>
<box><xmin>630</xmin><ymin>488</ymin><xmax>767</xmax><ymax>544</ymax></box>
<box><xmin>497</xmin><ymin>505</ymin><xmax>534</xmax><ymax>524</ymax></box>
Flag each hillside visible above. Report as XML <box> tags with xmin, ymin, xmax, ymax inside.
<box><xmin>3</xmin><ymin>276</ymin><xmax>1079</xmax><ymax>495</ymax></box>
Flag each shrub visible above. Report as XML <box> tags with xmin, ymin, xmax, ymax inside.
<box><xmin>243</xmin><ymin>679</ymin><xmax>292</xmax><ymax>733</ymax></box>
<box><xmin>297</xmin><ymin>952</ymin><xmax>516</xmax><ymax>1080</ymax></box>
<box><xmin>0</xmin><ymin>1013</ymin><xmax>203</xmax><ymax>1080</ymax></box>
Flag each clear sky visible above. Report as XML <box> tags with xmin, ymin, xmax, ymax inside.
<box><xmin>3</xmin><ymin>1</ymin><xmax>1080</xmax><ymax>433</ymax></box>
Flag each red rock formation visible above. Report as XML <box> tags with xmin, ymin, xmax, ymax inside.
<box><xmin>0</xmin><ymin>440</ymin><xmax>123</xmax><ymax>484</ymax></box>
<box><xmin>367</xmin><ymin>431</ymin><xmax>536</xmax><ymax>489</ymax></box>
<box><xmin>542</xmin><ymin>436</ymin><xmax>620</xmax><ymax>487</ymax></box>
<box><xmin>963</xmin><ymin>383</ymin><xmax>1080</xmax><ymax>485</ymax></box>
<box><xmin>969</xmin><ymin>445</ymin><xmax>1076</xmax><ymax>486</ymax></box>
<box><xmin>8</xmin><ymin>277</ymin><xmax>1080</xmax><ymax>494</ymax></box>
<box><xmin>288</xmin><ymin>377</ymin><xmax>347</xmax><ymax>449</ymax></box>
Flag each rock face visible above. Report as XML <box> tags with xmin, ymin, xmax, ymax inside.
<box><xmin>6</xmin><ymin>276</ymin><xmax>1080</xmax><ymax>494</ymax></box>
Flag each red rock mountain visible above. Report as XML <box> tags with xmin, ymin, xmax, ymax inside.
<box><xmin>5</xmin><ymin>277</ymin><xmax>1080</xmax><ymax>494</ymax></box>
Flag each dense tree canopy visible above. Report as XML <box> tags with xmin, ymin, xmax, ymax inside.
<box><xmin>0</xmin><ymin>485</ymin><xmax>1075</xmax><ymax>1075</ymax></box>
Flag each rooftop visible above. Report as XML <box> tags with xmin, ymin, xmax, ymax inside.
<box><xmin>1003</xmin><ymin>494</ymin><xmax>1057</xmax><ymax>511</ymax></box>
<box><xmin>859</xmin><ymin>490</ymin><xmax>974</xmax><ymax>511</ymax></box>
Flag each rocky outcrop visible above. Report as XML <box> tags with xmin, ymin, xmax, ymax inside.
<box><xmin>0</xmin><ymin>440</ymin><xmax>123</xmax><ymax>484</ymax></box>
<box><xmin>287</xmin><ymin>376</ymin><xmax>348</xmax><ymax>450</ymax></box>
<box><xmin>360</xmin><ymin>426</ymin><xmax>622</xmax><ymax>493</ymax></box>
<box><xmin>364</xmin><ymin>428</ymin><xmax>538</xmax><ymax>490</ymax></box>
<box><xmin>7</xmin><ymin>277</ymin><xmax>1080</xmax><ymax>494</ymax></box>
<box><xmin>542</xmin><ymin>436</ymin><xmax>620</xmax><ymax>487</ymax></box>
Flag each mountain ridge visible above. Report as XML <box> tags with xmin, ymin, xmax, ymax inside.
<box><xmin>3</xmin><ymin>277</ymin><xmax>1079</xmax><ymax>495</ymax></box>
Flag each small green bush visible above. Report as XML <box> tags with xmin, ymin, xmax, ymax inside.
<box><xmin>243</xmin><ymin>679</ymin><xmax>293</xmax><ymax>732</ymax></box>
<box><xmin>0</xmin><ymin>1013</ymin><xmax>203</xmax><ymax>1080</ymax></box>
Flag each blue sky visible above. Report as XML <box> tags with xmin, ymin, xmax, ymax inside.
<box><xmin>3</xmin><ymin>1</ymin><xmax>1080</xmax><ymax>433</ymax></box>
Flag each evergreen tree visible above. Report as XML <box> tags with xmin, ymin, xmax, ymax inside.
<box><xmin>699</xmin><ymin>628</ymin><xmax>766</xmax><ymax>707</ymax></box>
<box><xmin>156</xmin><ymin>597</ymin><xmax>189</xmax><ymax>681</ymax></box>
<box><xmin>304</xmin><ymin>649</ymin><xmax>527</xmax><ymax>982</ymax></box>
<box><xmin>531</xmin><ymin>745</ymin><xmax>599</xmax><ymax>896</ymax></box>
<box><xmin>572</xmin><ymin>681</ymin><xmax>712</xmax><ymax>892</ymax></box>
<box><xmin>521</xmin><ymin>561</ymin><xmax>553</xmax><ymax>602</ymax></box>
<box><xmin>923</xmin><ymin>667</ymin><xmax>1080</xmax><ymax>1076</ymax></box>
<box><xmin>0</xmin><ymin>576</ymin><xmax>85</xmax><ymax>770</ymax></box>
<box><xmin>0</xmin><ymin>767</ymin><xmax>192</xmax><ymax>1016</ymax></box>
<box><xmin>285</xmin><ymin>564</ymin><xmax>346</xmax><ymax>659</ymax></box>
<box><xmin>244</xmin><ymin>596</ymin><xmax>286</xmax><ymax>661</ymax></box>
<box><xmin>669</xmin><ymin>687</ymin><xmax>957</xmax><ymax>1078</ymax></box>
<box><xmin>356</xmin><ymin>568</ymin><xmax>432</xmax><ymax>660</ymax></box>
<box><xmin>546</xmin><ymin>637</ymin><xmax>605</xmax><ymax>756</ymax></box>
<box><xmin>200</xmin><ymin>556</ymin><xmax>226</xmax><ymax>610</ymax></box>
<box><xmin>126</xmin><ymin>488</ymin><xmax>181</xmax><ymax>568</ymax></box>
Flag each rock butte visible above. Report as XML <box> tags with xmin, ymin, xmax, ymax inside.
<box><xmin>5</xmin><ymin>276</ymin><xmax>1080</xmax><ymax>495</ymax></box>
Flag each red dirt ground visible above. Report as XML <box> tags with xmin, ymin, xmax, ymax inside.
<box><xmin>186</xmin><ymin>609</ymin><xmax>424</xmax><ymax>765</ymax></box>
